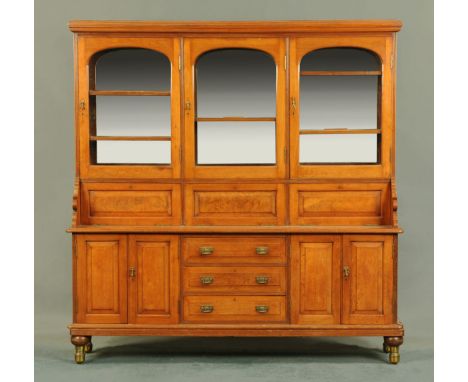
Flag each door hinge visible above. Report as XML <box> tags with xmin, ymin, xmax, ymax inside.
<box><xmin>391</xmin><ymin>55</ymin><xmax>394</xmax><ymax>69</ymax></box>
<box><xmin>284</xmin><ymin>147</ymin><xmax>288</xmax><ymax>161</ymax></box>
<box><xmin>284</xmin><ymin>55</ymin><xmax>287</xmax><ymax>71</ymax></box>
<box><xmin>178</xmin><ymin>55</ymin><xmax>181</xmax><ymax>71</ymax></box>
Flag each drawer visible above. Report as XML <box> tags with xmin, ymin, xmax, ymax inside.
<box><xmin>183</xmin><ymin>266</ymin><xmax>286</xmax><ymax>294</ymax></box>
<box><xmin>81</xmin><ymin>182</ymin><xmax>181</xmax><ymax>225</ymax></box>
<box><xmin>184</xmin><ymin>183</ymin><xmax>286</xmax><ymax>226</ymax></box>
<box><xmin>290</xmin><ymin>182</ymin><xmax>391</xmax><ymax>226</ymax></box>
<box><xmin>182</xmin><ymin>236</ymin><xmax>287</xmax><ymax>265</ymax></box>
<box><xmin>183</xmin><ymin>296</ymin><xmax>287</xmax><ymax>323</ymax></box>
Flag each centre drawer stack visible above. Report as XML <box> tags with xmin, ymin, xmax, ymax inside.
<box><xmin>182</xmin><ymin>236</ymin><xmax>288</xmax><ymax>323</ymax></box>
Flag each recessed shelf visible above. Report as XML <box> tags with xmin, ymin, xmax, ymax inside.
<box><xmin>90</xmin><ymin>90</ymin><xmax>171</xmax><ymax>96</ymax></box>
<box><xmin>300</xmin><ymin>70</ymin><xmax>381</xmax><ymax>76</ymax></box>
<box><xmin>90</xmin><ymin>136</ymin><xmax>172</xmax><ymax>141</ymax></box>
<box><xmin>300</xmin><ymin>129</ymin><xmax>381</xmax><ymax>135</ymax></box>
<box><xmin>196</xmin><ymin>117</ymin><xmax>276</xmax><ymax>122</ymax></box>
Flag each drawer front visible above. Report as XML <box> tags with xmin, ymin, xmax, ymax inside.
<box><xmin>182</xmin><ymin>236</ymin><xmax>287</xmax><ymax>265</ymax></box>
<box><xmin>184</xmin><ymin>184</ymin><xmax>286</xmax><ymax>226</ymax></box>
<box><xmin>290</xmin><ymin>183</ymin><xmax>390</xmax><ymax>225</ymax></box>
<box><xmin>183</xmin><ymin>266</ymin><xmax>286</xmax><ymax>294</ymax></box>
<box><xmin>183</xmin><ymin>296</ymin><xmax>287</xmax><ymax>323</ymax></box>
<box><xmin>81</xmin><ymin>182</ymin><xmax>181</xmax><ymax>225</ymax></box>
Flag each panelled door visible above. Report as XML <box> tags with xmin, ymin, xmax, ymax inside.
<box><xmin>342</xmin><ymin>235</ymin><xmax>394</xmax><ymax>324</ymax></box>
<box><xmin>75</xmin><ymin>235</ymin><xmax>128</xmax><ymax>324</ymax></box>
<box><xmin>290</xmin><ymin>235</ymin><xmax>341</xmax><ymax>324</ymax></box>
<box><xmin>128</xmin><ymin>235</ymin><xmax>179</xmax><ymax>324</ymax></box>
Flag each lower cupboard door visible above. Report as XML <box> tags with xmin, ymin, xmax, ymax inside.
<box><xmin>342</xmin><ymin>235</ymin><xmax>394</xmax><ymax>324</ymax></box>
<box><xmin>128</xmin><ymin>235</ymin><xmax>179</xmax><ymax>324</ymax></box>
<box><xmin>290</xmin><ymin>235</ymin><xmax>341</xmax><ymax>324</ymax></box>
<box><xmin>75</xmin><ymin>235</ymin><xmax>128</xmax><ymax>324</ymax></box>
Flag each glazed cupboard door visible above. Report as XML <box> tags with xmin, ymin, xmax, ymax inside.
<box><xmin>183</xmin><ymin>37</ymin><xmax>286</xmax><ymax>179</ymax></box>
<box><xmin>289</xmin><ymin>36</ymin><xmax>395</xmax><ymax>179</ymax></box>
<box><xmin>342</xmin><ymin>235</ymin><xmax>394</xmax><ymax>324</ymax></box>
<box><xmin>290</xmin><ymin>235</ymin><xmax>341</xmax><ymax>324</ymax></box>
<box><xmin>75</xmin><ymin>235</ymin><xmax>128</xmax><ymax>324</ymax></box>
<box><xmin>76</xmin><ymin>36</ymin><xmax>181</xmax><ymax>179</ymax></box>
<box><xmin>128</xmin><ymin>235</ymin><xmax>179</xmax><ymax>324</ymax></box>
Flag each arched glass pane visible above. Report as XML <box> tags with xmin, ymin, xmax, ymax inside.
<box><xmin>195</xmin><ymin>49</ymin><xmax>276</xmax><ymax>165</ymax></box>
<box><xmin>299</xmin><ymin>48</ymin><xmax>380</xmax><ymax>164</ymax></box>
<box><xmin>95</xmin><ymin>49</ymin><xmax>170</xmax><ymax>90</ymax></box>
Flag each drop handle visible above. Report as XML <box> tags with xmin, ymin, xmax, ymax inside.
<box><xmin>255</xmin><ymin>305</ymin><xmax>269</xmax><ymax>314</ymax></box>
<box><xmin>200</xmin><ymin>305</ymin><xmax>214</xmax><ymax>313</ymax></box>
<box><xmin>255</xmin><ymin>276</ymin><xmax>269</xmax><ymax>285</ymax></box>
<box><xmin>200</xmin><ymin>276</ymin><xmax>214</xmax><ymax>285</ymax></box>
<box><xmin>256</xmin><ymin>246</ymin><xmax>269</xmax><ymax>255</ymax></box>
<box><xmin>200</xmin><ymin>246</ymin><xmax>214</xmax><ymax>256</ymax></box>
<box><xmin>343</xmin><ymin>266</ymin><xmax>351</xmax><ymax>280</ymax></box>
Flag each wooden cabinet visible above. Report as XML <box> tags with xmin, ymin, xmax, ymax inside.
<box><xmin>68</xmin><ymin>20</ymin><xmax>404</xmax><ymax>365</ymax></box>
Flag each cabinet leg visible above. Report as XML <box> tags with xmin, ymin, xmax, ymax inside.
<box><xmin>383</xmin><ymin>336</ymin><xmax>403</xmax><ymax>365</ymax></box>
<box><xmin>71</xmin><ymin>335</ymin><xmax>91</xmax><ymax>364</ymax></box>
<box><xmin>85</xmin><ymin>337</ymin><xmax>93</xmax><ymax>353</ymax></box>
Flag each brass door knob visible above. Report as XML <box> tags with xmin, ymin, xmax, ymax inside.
<box><xmin>343</xmin><ymin>266</ymin><xmax>351</xmax><ymax>279</ymax></box>
<box><xmin>200</xmin><ymin>305</ymin><xmax>214</xmax><ymax>313</ymax></box>
<box><xmin>255</xmin><ymin>246</ymin><xmax>269</xmax><ymax>255</ymax></box>
<box><xmin>255</xmin><ymin>305</ymin><xmax>269</xmax><ymax>314</ymax></box>
<box><xmin>255</xmin><ymin>276</ymin><xmax>269</xmax><ymax>285</ymax></box>
<box><xmin>200</xmin><ymin>276</ymin><xmax>214</xmax><ymax>285</ymax></box>
<box><xmin>200</xmin><ymin>246</ymin><xmax>214</xmax><ymax>256</ymax></box>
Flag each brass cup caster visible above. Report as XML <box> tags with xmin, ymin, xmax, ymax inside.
<box><xmin>74</xmin><ymin>345</ymin><xmax>85</xmax><ymax>364</ymax></box>
<box><xmin>383</xmin><ymin>343</ymin><xmax>390</xmax><ymax>353</ymax></box>
<box><xmin>388</xmin><ymin>346</ymin><xmax>400</xmax><ymax>365</ymax></box>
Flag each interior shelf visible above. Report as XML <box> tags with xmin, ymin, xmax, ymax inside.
<box><xmin>196</xmin><ymin>117</ymin><xmax>276</xmax><ymax>122</ymax></box>
<box><xmin>90</xmin><ymin>136</ymin><xmax>172</xmax><ymax>141</ymax></box>
<box><xmin>299</xmin><ymin>129</ymin><xmax>381</xmax><ymax>135</ymax></box>
<box><xmin>89</xmin><ymin>90</ymin><xmax>171</xmax><ymax>96</ymax></box>
<box><xmin>300</xmin><ymin>70</ymin><xmax>382</xmax><ymax>76</ymax></box>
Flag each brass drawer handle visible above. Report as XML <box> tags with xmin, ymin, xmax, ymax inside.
<box><xmin>200</xmin><ymin>305</ymin><xmax>214</xmax><ymax>313</ymax></box>
<box><xmin>255</xmin><ymin>276</ymin><xmax>269</xmax><ymax>285</ymax></box>
<box><xmin>255</xmin><ymin>305</ymin><xmax>269</xmax><ymax>314</ymax></box>
<box><xmin>200</xmin><ymin>276</ymin><xmax>214</xmax><ymax>285</ymax></box>
<box><xmin>200</xmin><ymin>246</ymin><xmax>214</xmax><ymax>256</ymax></box>
<box><xmin>256</xmin><ymin>246</ymin><xmax>269</xmax><ymax>255</ymax></box>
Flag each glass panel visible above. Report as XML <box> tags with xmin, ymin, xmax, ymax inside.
<box><xmin>300</xmin><ymin>134</ymin><xmax>378</xmax><ymax>163</ymax></box>
<box><xmin>196</xmin><ymin>49</ymin><xmax>276</xmax><ymax>117</ymax></box>
<box><xmin>95</xmin><ymin>49</ymin><xmax>170</xmax><ymax>90</ymax></box>
<box><xmin>96</xmin><ymin>96</ymin><xmax>170</xmax><ymax>136</ymax></box>
<box><xmin>301</xmin><ymin>48</ymin><xmax>380</xmax><ymax>71</ymax></box>
<box><xmin>300</xmin><ymin>76</ymin><xmax>378</xmax><ymax>130</ymax></box>
<box><xmin>96</xmin><ymin>141</ymin><xmax>171</xmax><ymax>164</ymax></box>
<box><xmin>197</xmin><ymin>122</ymin><xmax>276</xmax><ymax>164</ymax></box>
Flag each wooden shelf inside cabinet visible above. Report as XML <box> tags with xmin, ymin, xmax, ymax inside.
<box><xmin>89</xmin><ymin>90</ymin><xmax>171</xmax><ymax>96</ymax></box>
<box><xmin>299</xmin><ymin>129</ymin><xmax>381</xmax><ymax>135</ymax></box>
<box><xmin>300</xmin><ymin>71</ymin><xmax>382</xmax><ymax>76</ymax></box>
<box><xmin>90</xmin><ymin>136</ymin><xmax>172</xmax><ymax>141</ymax></box>
<box><xmin>196</xmin><ymin>117</ymin><xmax>276</xmax><ymax>122</ymax></box>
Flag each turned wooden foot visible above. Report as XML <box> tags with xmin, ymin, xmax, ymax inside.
<box><xmin>71</xmin><ymin>335</ymin><xmax>91</xmax><ymax>364</ymax></box>
<box><xmin>383</xmin><ymin>336</ymin><xmax>403</xmax><ymax>365</ymax></box>
<box><xmin>85</xmin><ymin>338</ymin><xmax>93</xmax><ymax>353</ymax></box>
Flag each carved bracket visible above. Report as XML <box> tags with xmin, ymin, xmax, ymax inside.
<box><xmin>72</xmin><ymin>178</ymin><xmax>79</xmax><ymax>227</ymax></box>
<box><xmin>391</xmin><ymin>177</ymin><xmax>398</xmax><ymax>226</ymax></box>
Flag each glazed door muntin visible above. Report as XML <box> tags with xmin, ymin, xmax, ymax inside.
<box><xmin>289</xmin><ymin>35</ymin><xmax>394</xmax><ymax>179</ymax></box>
<box><xmin>183</xmin><ymin>37</ymin><xmax>287</xmax><ymax>179</ymax></box>
<box><xmin>77</xmin><ymin>36</ymin><xmax>181</xmax><ymax>179</ymax></box>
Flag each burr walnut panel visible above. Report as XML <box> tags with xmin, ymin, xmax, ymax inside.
<box><xmin>81</xmin><ymin>183</ymin><xmax>181</xmax><ymax>225</ymax></box>
<box><xmin>185</xmin><ymin>184</ymin><xmax>286</xmax><ymax>226</ymax></box>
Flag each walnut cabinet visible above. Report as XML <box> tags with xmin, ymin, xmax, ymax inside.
<box><xmin>68</xmin><ymin>20</ymin><xmax>404</xmax><ymax>364</ymax></box>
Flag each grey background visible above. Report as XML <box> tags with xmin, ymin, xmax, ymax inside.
<box><xmin>35</xmin><ymin>0</ymin><xmax>433</xmax><ymax>381</ymax></box>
